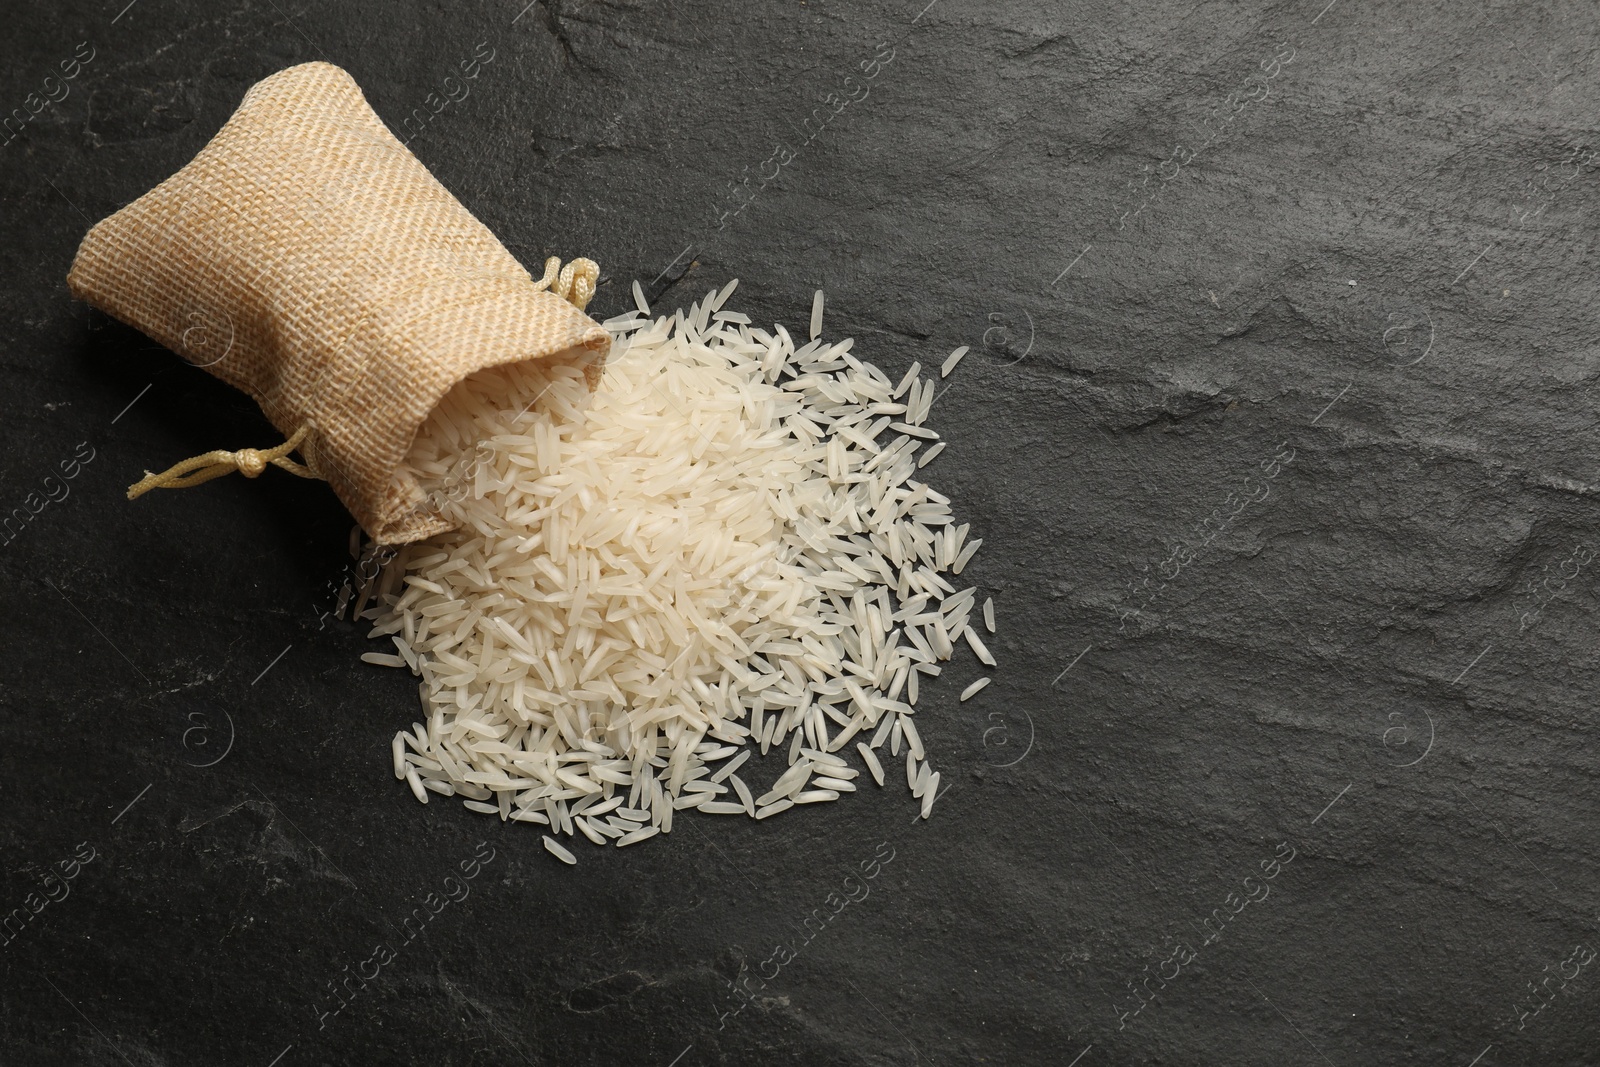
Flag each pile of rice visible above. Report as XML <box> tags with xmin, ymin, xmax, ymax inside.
<box><xmin>359</xmin><ymin>281</ymin><xmax>995</xmax><ymax>862</ymax></box>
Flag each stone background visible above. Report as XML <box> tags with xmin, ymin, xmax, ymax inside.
<box><xmin>2</xmin><ymin>0</ymin><xmax>1597</xmax><ymax>1064</ymax></box>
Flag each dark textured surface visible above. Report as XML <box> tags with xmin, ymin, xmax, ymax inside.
<box><xmin>3</xmin><ymin>1</ymin><xmax>1599</xmax><ymax>1064</ymax></box>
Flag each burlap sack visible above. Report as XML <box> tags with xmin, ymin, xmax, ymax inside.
<box><xmin>67</xmin><ymin>61</ymin><xmax>611</xmax><ymax>544</ymax></box>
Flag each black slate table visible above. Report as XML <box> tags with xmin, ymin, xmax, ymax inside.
<box><xmin>4</xmin><ymin>1</ymin><xmax>1598</xmax><ymax>1064</ymax></box>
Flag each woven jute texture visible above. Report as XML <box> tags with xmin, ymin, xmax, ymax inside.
<box><xmin>67</xmin><ymin>61</ymin><xmax>611</xmax><ymax>544</ymax></box>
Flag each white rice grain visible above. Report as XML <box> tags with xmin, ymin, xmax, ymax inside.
<box><xmin>963</xmin><ymin>626</ymin><xmax>997</xmax><ymax>667</ymax></box>
<box><xmin>892</xmin><ymin>422</ymin><xmax>940</xmax><ymax>440</ymax></box>
<box><xmin>616</xmin><ymin>825</ymin><xmax>660</xmax><ymax>847</ymax></box>
<box><xmin>731</xmin><ymin>775</ymin><xmax>756</xmax><ymax>816</ymax></box>
<box><xmin>711</xmin><ymin>749</ymin><xmax>750</xmax><ymax>782</ymax></box>
<box><xmin>870</xmin><ymin>717</ymin><xmax>894</xmax><ymax>750</ymax></box>
<box><xmin>902</xmin><ymin>715</ymin><xmax>924</xmax><ymax>761</ymax></box>
<box><xmin>755</xmin><ymin>798</ymin><xmax>793</xmax><ymax>820</ymax></box>
<box><xmin>857</xmin><ymin>742</ymin><xmax>885</xmax><ymax>786</ymax></box>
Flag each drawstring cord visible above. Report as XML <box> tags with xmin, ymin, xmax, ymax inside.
<box><xmin>127</xmin><ymin>422</ymin><xmax>318</xmax><ymax>500</ymax></box>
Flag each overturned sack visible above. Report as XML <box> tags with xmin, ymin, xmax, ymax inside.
<box><xmin>67</xmin><ymin>60</ymin><xmax>609</xmax><ymax>544</ymax></box>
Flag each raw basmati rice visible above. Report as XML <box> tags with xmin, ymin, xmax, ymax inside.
<box><xmin>616</xmin><ymin>825</ymin><xmax>660</xmax><ymax>847</ymax></box>
<box><xmin>700</xmin><ymin>801</ymin><xmax>746</xmax><ymax>814</ymax></box>
<box><xmin>901</xmin><ymin>715</ymin><xmax>924</xmax><ymax>760</ymax></box>
<box><xmin>543</xmin><ymin>835</ymin><xmax>577</xmax><ymax>864</ymax></box>
<box><xmin>959</xmin><ymin>677</ymin><xmax>990</xmax><ymax>701</ymax></box>
<box><xmin>963</xmin><ymin>626</ymin><xmax>996</xmax><ymax>667</ymax></box>
<box><xmin>755</xmin><ymin>798</ymin><xmax>793</xmax><ymax>820</ymax></box>
<box><xmin>363</xmin><ymin>283</ymin><xmax>997</xmax><ymax>858</ymax></box>
<box><xmin>940</xmin><ymin>346</ymin><xmax>968</xmax><ymax>378</ymax></box>
<box><xmin>730</xmin><ymin>774</ymin><xmax>756</xmax><ymax>815</ymax></box>
<box><xmin>857</xmin><ymin>742</ymin><xmax>885</xmax><ymax>786</ymax></box>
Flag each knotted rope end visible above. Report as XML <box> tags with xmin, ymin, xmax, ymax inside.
<box><xmin>126</xmin><ymin>423</ymin><xmax>319</xmax><ymax>501</ymax></box>
<box><xmin>532</xmin><ymin>255</ymin><xmax>601</xmax><ymax>313</ymax></box>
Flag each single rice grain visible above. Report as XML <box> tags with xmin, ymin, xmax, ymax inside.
<box><xmin>543</xmin><ymin>835</ymin><xmax>578</xmax><ymax>864</ymax></box>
